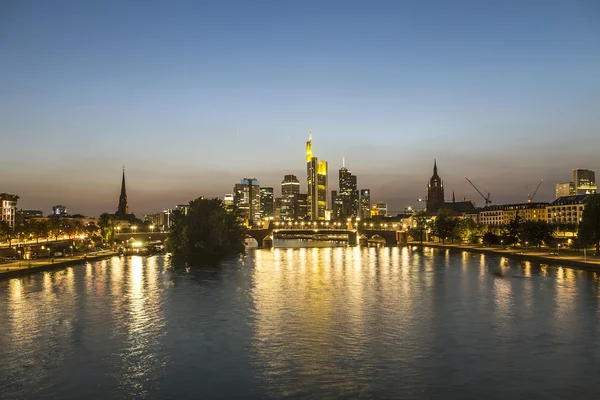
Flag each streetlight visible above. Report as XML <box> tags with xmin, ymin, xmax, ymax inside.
<box><xmin>150</xmin><ymin>225</ymin><xmax>155</xmax><ymax>233</ymax></box>
<box><xmin>558</xmin><ymin>243</ymin><xmax>561</xmax><ymax>257</ymax></box>
<box><xmin>501</xmin><ymin>239</ymin><xmax>504</xmax><ymax>248</ymax></box>
<box><xmin>132</xmin><ymin>225</ymin><xmax>137</xmax><ymax>233</ymax></box>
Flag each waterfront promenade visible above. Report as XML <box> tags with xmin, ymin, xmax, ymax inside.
<box><xmin>412</xmin><ymin>242</ymin><xmax>600</xmax><ymax>270</ymax></box>
<box><xmin>0</xmin><ymin>251</ymin><xmax>118</xmax><ymax>279</ymax></box>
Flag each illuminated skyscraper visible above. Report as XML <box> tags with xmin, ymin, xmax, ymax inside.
<box><xmin>260</xmin><ymin>187</ymin><xmax>274</xmax><ymax>219</ymax></box>
<box><xmin>333</xmin><ymin>158</ymin><xmax>358</xmax><ymax>219</ymax></box>
<box><xmin>233</xmin><ymin>178</ymin><xmax>260</xmax><ymax>222</ymax></box>
<box><xmin>281</xmin><ymin>174</ymin><xmax>300</xmax><ymax>220</ymax></box>
<box><xmin>360</xmin><ymin>189</ymin><xmax>371</xmax><ymax>219</ymax></box>
<box><xmin>306</xmin><ymin>131</ymin><xmax>328</xmax><ymax>221</ymax></box>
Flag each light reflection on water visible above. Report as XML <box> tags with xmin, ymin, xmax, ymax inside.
<box><xmin>0</xmin><ymin>249</ymin><xmax>599</xmax><ymax>399</ymax></box>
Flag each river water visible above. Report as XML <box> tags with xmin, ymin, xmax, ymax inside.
<box><xmin>1</xmin><ymin>246</ymin><xmax>599</xmax><ymax>399</ymax></box>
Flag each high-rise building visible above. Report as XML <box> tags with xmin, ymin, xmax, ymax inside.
<box><xmin>573</xmin><ymin>169</ymin><xmax>597</xmax><ymax>194</ymax></box>
<box><xmin>0</xmin><ymin>195</ymin><xmax>18</xmax><ymax>228</ymax></box>
<box><xmin>426</xmin><ymin>159</ymin><xmax>444</xmax><ymax>214</ymax></box>
<box><xmin>281</xmin><ymin>174</ymin><xmax>300</xmax><ymax>220</ymax></box>
<box><xmin>296</xmin><ymin>193</ymin><xmax>308</xmax><ymax>220</ymax></box>
<box><xmin>555</xmin><ymin>182</ymin><xmax>575</xmax><ymax>199</ymax></box>
<box><xmin>116</xmin><ymin>167</ymin><xmax>129</xmax><ymax>217</ymax></box>
<box><xmin>274</xmin><ymin>197</ymin><xmax>282</xmax><ymax>220</ymax></box>
<box><xmin>371</xmin><ymin>202</ymin><xmax>388</xmax><ymax>217</ymax></box>
<box><xmin>260</xmin><ymin>187</ymin><xmax>274</xmax><ymax>219</ymax></box>
<box><xmin>52</xmin><ymin>205</ymin><xmax>68</xmax><ymax>217</ymax></box>
<box><xmin>360</xmin><ymin>189</ymin><xmax>371</xmax><ymax>219</ymax></box>
<box><xmin>233</xmin><ymin>178</ymin><xmax>260</xmax><ymax>222</ymax></box>
<box><xmin>306</xmin><ymin>131</ymin><xmax>328</xmax><ymax>221</ymax></box>
<box><xmin>333</xmin><ymin>159</ymin><xmax>359</xmax><ymax>219</ymax></box>
<box><xmin>224</xmin><ymin>194</ymin><xmax>235</xmax><ymax>211</ymax></box>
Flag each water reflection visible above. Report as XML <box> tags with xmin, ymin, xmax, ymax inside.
<box><xmin>1</xmin><ymin>250</ymin><xmax>600</xmax><ymax>399</ymax></box>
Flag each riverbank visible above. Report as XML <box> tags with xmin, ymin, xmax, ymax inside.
<box><xmin>0</xmin><ymin>251</ymin><xmax>119</xmax><ymax>280</ymax></box>
<box><xmin>410</xmin><ymin>242</ymin><xmax>600</xmax><ymax>270</ymax></box>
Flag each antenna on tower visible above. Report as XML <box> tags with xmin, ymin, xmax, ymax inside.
<box><xmin>309</xmin><ymin>128</ymin><xmax>312</xmax><ymax>140</ymax></box>
<box><xmin>342</xmin><ymin>155</ymin><xmax>345</xmax><ymax>168</ymax></box>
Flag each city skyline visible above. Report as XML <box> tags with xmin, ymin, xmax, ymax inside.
<box><xmin>2</xmin><ymin>1</ymin><xmax>599</xmax><ymax>216</ymax></box>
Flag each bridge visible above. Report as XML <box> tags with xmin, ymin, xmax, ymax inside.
<box><xmin>247</xmin><ymin>222</ymin><xmax>407</xmax><ymax>248</ymax></box>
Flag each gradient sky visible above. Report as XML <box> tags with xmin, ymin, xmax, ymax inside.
<box><xmin>1</xmin><ymin>0</ymin><xmax>599</xmax><ymax>217</ymax></box>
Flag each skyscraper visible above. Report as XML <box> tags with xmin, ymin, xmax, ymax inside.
<box><xmin>335</xmin><ymin>158</ymin><xmax>359</xmax><ymax>219</ymax></box>
<box><xmin>281</xmin><ymin>174</ymin><xmax>300</xmax><ymax>220</ymax></box>
<box><xmin>306</xmin><ymin>131</ymin><xmax>328</xmax><ymax>221</ymax></box>
<box><xmin>233</xmin><ymin>178</ymin><xmax>260</xmax><ymax>222</ymax></box>
<box><xmin>426</xmin><ymin>159</ymin><xmax>444</xmax><ymax>214</ymax></box>
<box><xmin>116</xmin><ymin>167</ymin><xmax>129</xmax><ymax>217</ymax></box>
<box><xmin>360</xmin><ymin>189</ymin><xmax>371</xmax><ymax>219</ymax></box>
<box><xmin>573</xmin><ymin>169</ymin><xmax>597</xmax><ymax>194</ymax></box>
<box><xmin>260</xmin><ymin>187</ymin><xmax>274</xmax><ymax>219</ymax></box>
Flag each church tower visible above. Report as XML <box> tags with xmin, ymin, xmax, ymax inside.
<box><xmin>426</xmin><ymin>159</ymin><xmax>445</xmax><ymax>214</ymax></box>
<box><xmin>116</xmin><ymin>167</ymin><xmax>129</xmax><ymax>217</ymax></box>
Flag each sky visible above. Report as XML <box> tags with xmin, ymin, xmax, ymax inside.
<box><xmin>1</xmin><ymin>0</ymin><xmax>599</xmax><ymax>217</ymax></box>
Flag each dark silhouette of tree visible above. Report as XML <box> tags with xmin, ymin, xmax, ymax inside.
<box><xmin>503</xmin><ymin>214</ymin><xmax>523</xmax><ymax>247</ymax></box>
<box><xmin>168</xmin><ymin>197</ymin><xmax>246</xmax><ymax>264</ymax></box>
<box><xmin>578</xmin><ymin>195</ymin><xmax>600</xmax><ymax>256</ymax></box>
<box><xmin>520</xmin><ymin>220</ymin><xmax>556</xmax><ymax>248</ymax></box>
<box><xmin>98</xmin><ymin>213</ymin><xmax>116</xmax><ymax>245</ymax></box>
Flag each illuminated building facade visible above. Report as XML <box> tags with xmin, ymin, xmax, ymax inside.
<box><xmin>360</xmin><ymin>189</ymin><xmax>371</xmax><ymax>219</ymax></box>
<box><xmin>555</xmin><ymin>182</ymin><xmax>575</xmax><ymax>199</ymax></box>
<box><xmin>281</xmin><ymin>174</ymin><xmax>300</xmax><ymax>220</ymax></box>
<box><xmin>52</xmin><ymin>205</ymin><xmax>68</xmax><ymax>217</ymax></box>
<box><xmin>260</xmin><ymin>187</ymin><xmax>274</xmax><ymax>219</ymax></box>
<box><xmin>332</xmin><ymin>159</ymin><xmax>359</xmax><ymax>220</ymax></box>
<box><xmin>306</xmin><ymin>131</ymin><xmax>328</xmax><ymax>220</ymax></box>
<box><xmin>1</xmin><ymin>196</ymin><xmax>17</xmax><ymax>228</ymax></box>
<box><xmin>233</xmin><ymin>178</ymin><xmax>260</xmax><ymax>222</ymax></box>
<box><xmin>573</xmin><ymin>169</ymin><xmax>597</xmax><ymax>194</ymax></box>
<box><xmin>547</xmin><ymin>194</ymin><xmax>598</xmax><ymax>225</ymax></box>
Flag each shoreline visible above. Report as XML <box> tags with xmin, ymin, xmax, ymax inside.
<box><xmin>0</xmin><ymin>252</ymin><xmax>120</xmax><ymax>280</ymax></box>
<box><xmin>410</xmin><ymin>242</ymin><xmax>600</xmax><ymax>270</ymax></box>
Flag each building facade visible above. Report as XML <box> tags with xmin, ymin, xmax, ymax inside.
<box><xmin>555</xmin><ymin>182</ymin><xmax>575</xmax><ymax>199</ymax></box>
<box><xmin>1</xmin><ymin>197</ymin><xmax>18</xmax><ymax>228</ymax></box>
<box><xmin>360</xmin><ymin>189</ymin><xmax>371</xmax><ymax>219</ymax></box>
<box><xmin>478</xmin><ymin>202</ymin><xmax>549</xmax><ymax>225</ymax></box>
<box><xmin>573</xmin><ymin>169</ymin><xmax>597</xmax><ymax>195</ymax></box>
<box><xmin>281</xmin><ymin>174</ymin><xmax>300</xmax><ymax>220</ymax></box>
<box><xmin>306</xmin><ymin>132</ymin><xmax>328</xmax><ymax>221</ymax></box>
<box><xmin>233</xmin><ymin>178</ymin><xmax>260</xmax><ymax>222</ymax></box>
<box><xmin>547</xmin><ymin>194</ymin><xmax>597</xmax><ymax>225</ymax></box>
<box><xmin>260</xmin><ymin>187</ymin><xmax>274</xmax><ymax>219</ymax></box>
<box><xmin>332</xmin><ymin>161</ymin><xmax>359</xmax><ymax>220</ymax></box>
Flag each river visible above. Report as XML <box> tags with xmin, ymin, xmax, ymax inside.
<box><xmin>1</xmin><ymin>246</ymin><xmax>599</xmax><ymax>399</ymax></box>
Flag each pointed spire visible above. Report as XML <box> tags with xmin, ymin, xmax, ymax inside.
<box><xmin>309</xmin><ymin>128</ymin><xmax>312</xmax><ymax>141</ymax></box>
<box><xmin>452</xmin><ymin>191</ymin><xmax>455</xmax><ymax>203</ymax></box>
<box><xmin>433</xmin><ymin>159</ymin><xmax>438</xmax><ymax>176</ymax></box>
<box><xmin>117</xmin><ymin>167</ymin><xmax>128</xmax><ymax>216</ymax></box>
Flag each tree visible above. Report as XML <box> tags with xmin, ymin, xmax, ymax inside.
<box><xmin>520</xmin><ymin>220</ymin><xmax>556</xmax><ymax>248</ymax></box>
<box><xmin>431</xmin><ymin>210</ymin><xmax>458</xmax><ymax>244</ymax></box>
<box><xmin>483</xmin><ymin>230</ymin><xmax>499</xmax><ymax>246</ymax></box>
<box><xmin>0</xmin><ymin>220</ymin><xmax>12</xmax><ymax>246</ymax></box>
<box><xmin>453</xmin><ymin>218</ymin><xmax>481</xmax><ymax>244</ymax></box>
<box><xmin>98</xmin><ymin>213</ymin><xmax>116</xmax><ymax>245</ymax></box>
<box><xmin>578</xmin><ymin>195</ymin><xmax>600</xmax><ymax>256</ymax></box>
<box><xmin>167</xmin><ymin>197</ymin><xmax>246</xmax><ymax>264</ymax></box>
<box><xmin>408</xmin><ymin>214</ymin><xmax>428</xmax><ymax>243</ymax></box>
<box><xmin>503</xmin><ymin>214</ymin><xmax>522</xmax><ymax>247</ymax></box>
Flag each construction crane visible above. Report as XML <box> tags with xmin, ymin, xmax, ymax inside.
<box><xmin>465</xmin><ymin>178</ymin><xmax>491</xmax><ymax>206</ymax></box>
<box><xmin>527</xmin><ymin>179</ymin><xmax>544</xmax><ymax>203</ymax></box>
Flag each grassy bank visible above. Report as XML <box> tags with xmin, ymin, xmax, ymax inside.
<box><xmin>410</xmin><ymin>242</ymin><xmax>600</xmax><ymax>270</ymax></box>
<box><xmin>0</xmin><ymin>251</ymin><xmax>119</xmax><ymax>280</ymax></box>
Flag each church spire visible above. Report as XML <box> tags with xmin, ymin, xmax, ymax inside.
<box><xmin>433</xmin><ymin>159</ymin><xmax>438</xmax><ymax>176</ymax></box>
<box><xmin>117</xmin><ymin>166</ymin><xmax>129</xmax><ymax>216</ymax></box>
<box><xmin>452</xmin><ymin>191</ymin><xmax>455</xmax><ymax>203</ymax></box>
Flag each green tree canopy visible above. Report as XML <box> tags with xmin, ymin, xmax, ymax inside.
<box><xmin>578</xmin><ymin>195</ymin><xmax>600</xmax><ymax>256</ymax></box>
<box><xmin>167</xmin><ymin>197</ymin><xmax>246</xmax><ymax>264</ymax></box>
